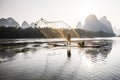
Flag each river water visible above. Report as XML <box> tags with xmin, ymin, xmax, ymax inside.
<box><xmin>0</xmin><ymin>37</ymin><xmax>120</xmax><ymax>80</ymax></box>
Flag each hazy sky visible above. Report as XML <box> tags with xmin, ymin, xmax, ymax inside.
<box><xmin>0</xmin><ymin>0</ymin><xmax>120</xmax><ymax>29</ymax></box>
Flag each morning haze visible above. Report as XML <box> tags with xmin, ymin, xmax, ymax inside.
<box><xmin>0</xmin><ymin>0</ymin><xmax>120</xmax><ymax>29</ymax></box>
<box><xmin>0</xmin><ymin>1</ymin><xmax>120</xmax><ymax>80</ymax></box>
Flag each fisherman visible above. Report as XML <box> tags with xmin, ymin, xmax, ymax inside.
<box><xmin>66</xmin><ymin>33</ymin><xmax>71</xmax><ymax>45</ymax></box>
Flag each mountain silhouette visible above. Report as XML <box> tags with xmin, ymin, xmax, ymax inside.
<box><xmin>0</xmin><ymin>17</ymin><xmax>20</xmax><ymax>27</ymax></box>
<box><xmin>30</xmin><ymin>22</ymin><xmax>36</xmax><ymax>28</ymax></box>
<box><xmin>76</xmin><ymin>22</ymin><xmax>83</xmax><ymax>29</ymax></box>
<box><xmin>21</xmin><ymin>21</ymin><xmax>30</xmax><ymax>28</ymax></box>
<box><xmin>100</xmin><ymin>16</ymin><xmax>114</xmax><ymax>33</ymax></box>
<box><xmin>84</xmin><ymin>14</ymin><xmax>114</xmax><ymax>34</ymax></box>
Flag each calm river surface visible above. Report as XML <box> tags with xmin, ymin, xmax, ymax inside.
<box><xmin>0</xmin><ymin>37</ymin><xmax>120</xmax><ymax>80</ymax></box>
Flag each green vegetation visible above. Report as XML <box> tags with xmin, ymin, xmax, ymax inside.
<box><xmin>15</xmin><ymin>48</ymin><xmax>30</xmax><ymax>53</ymax></box>
<box><xmin>0</xmin><ymin>42</ymin><xmax>29</xmax><ymax>52</ymax></box>
<box><xmin>76</xmin><ymin>29</ymin><xmax>116</xmax><ymax>37</ymax></box>
<box><xmin>0</xmin><ymin>26</ymin><xmax>115</xmax><ymax>39</ymax></box>
<box><xmin>0</xmin><ymin>42</ymin><xmax>31</xmax><ymax>53</ymax></box>
<box><xmin>0</xmin><ymin>26</ymin><xmax>45</xmax><ymax>38</ymax></box>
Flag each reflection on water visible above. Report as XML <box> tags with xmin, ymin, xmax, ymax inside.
<box><xmin>85</xmin><ymin>40</ymin><xmax>113</xmax><ymax>63</ymax></box>
<box><xmin>67</xmin><ymin>46</ymin><xmax>71</xmax><ymax>58</ymax></box>
<box><xmin>0</xmin><ymin>38</ymin><xmax>120</xmax><ymax>80</ymax></box>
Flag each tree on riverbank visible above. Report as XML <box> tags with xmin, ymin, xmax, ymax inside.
<box><xmin>0</xmin><ymin>26</ymin><xmax>115</xmax><ymax>38</ymax></box>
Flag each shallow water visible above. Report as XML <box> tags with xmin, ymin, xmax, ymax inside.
<box><xmin>0</xmin><ymin>37</ymin><xmax>120</xmax><ymax>80</ymax></box>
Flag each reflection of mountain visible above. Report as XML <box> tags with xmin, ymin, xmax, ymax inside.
<box><xmin>85</xmin><ymin>40</ymin><xmax>113</xmax><ymax>62</ymax></box>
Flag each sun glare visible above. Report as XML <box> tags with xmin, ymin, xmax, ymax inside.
<box><xmin>74</xmin><ymin>0</ymin><xmax>99</xmax><ymax>25</ymax></box>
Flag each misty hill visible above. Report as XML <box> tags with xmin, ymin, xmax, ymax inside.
<box><xmin>0</xmin><ymin>17</ymin><xmax>20</xmax><ymax>27</ymax></box>
<box><xmin>116</xmin><ymin>30</ymin><xmax>120</xmax><ymax>36</ymax></box>
<box><xmin>30</xmin><ymin>22</ymin><xmax>36</xmax><ymax>28</ymax></box>
<box><xmin>115</xmin><ymin>29</ymin><xmax>120</xmax><ymax>36</ymax></box>
<box><xmin>112</xmin><ymin>26</ymin><xmax>120</xmax><ymax>36</ymax></box>
<box><xmin>21</xmin><ymin>21</ymin><xmax>30</xmax><ymax>28</ymax></box>
<box><xmin>0</xmin><ymin>17</ymin><xmax>116</xmax><ymax>38</ymax></box>
<box><xmin>100</xmin><ymin>16</ymin><xmax>114</xmax><ymax>33</ymax></box>
<box><xmin>76</xmin><ymin>22</ymin><xmax>83</xmax><ymax>29</ymax></box>
<box><xmin>84</xmin><ymin>14</ymin><xmax>114</xmax><ymax>34</ymax></box>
